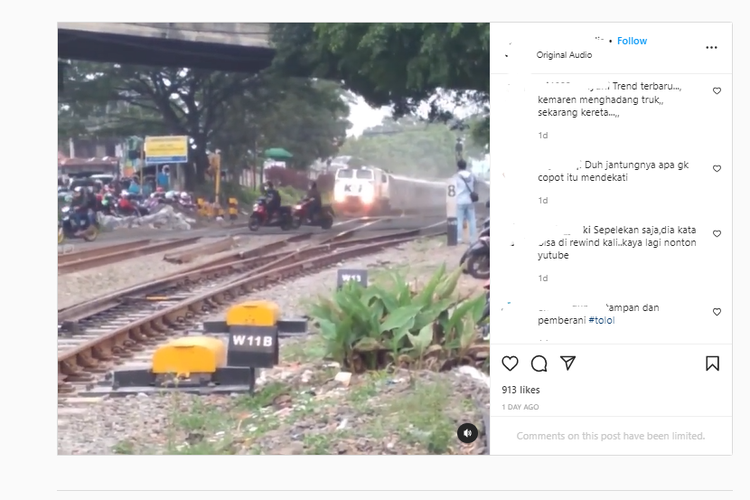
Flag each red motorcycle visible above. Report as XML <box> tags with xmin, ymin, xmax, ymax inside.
<box><xmin>291</xmin><ymin>198</ymin><xmax>335</xmax><ymax>230</ymax></box>
<box><xmin>248</xmin><ymin>196</ymin><xmax>293</xmax><ymax>231</ymax></box>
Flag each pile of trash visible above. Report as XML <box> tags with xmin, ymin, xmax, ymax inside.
<box><xmin>97</xmin><ymin>204</ymin><xmax>195</xmax><ymax>232</ymax></box>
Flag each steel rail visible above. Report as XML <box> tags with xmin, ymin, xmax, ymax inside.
<box><xmin>58</xmin><ymin>239</ymin><xmax>153</xmax><ymax>265</ymax></box>
<box><xmin>58</xmin><ymin>237</ymin><xmax>202</xmax><ymax>274</ymax></box>
<box><xmin>57</xmin><ymin>218</ymin><xmax>393</xmax><ymax>321</ymax></box>
<box><xmin>58</xmin><ymin>228</ymin><xmax>444</xmax><ymax>391</ymax></box>
<box><xmin>163</xmin><ymin>237</ymin><xmax>237</xmax><ymax>264</ymax></box>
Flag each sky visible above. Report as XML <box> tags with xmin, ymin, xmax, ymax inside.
<box><xmin>347</xmin><ymin>97</ymin><xmax>390</xmax><ymax>137</ymax></box>
<box><xmin>345</xmin><ymin>91</ymin><xmax>485</xmax><ymax>137</ymax></box>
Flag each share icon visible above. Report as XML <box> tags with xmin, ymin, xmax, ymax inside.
<box><xmin>560</xmin><ymin>356</ymin><xmax>576</xmax><ymax>371</ymax></box>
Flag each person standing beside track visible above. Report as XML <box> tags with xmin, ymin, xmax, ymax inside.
<box><xmin>453</xmin><ymin>159</ymin><xmax>478</xmax><ymax>245</ymax></box>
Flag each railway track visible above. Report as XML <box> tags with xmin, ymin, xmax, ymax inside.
<box><xmin>58</xmin><ymin>220</ymin><xmax>446</xmax><ymax>396</ymax></box>
<box><xmin>58</xmin><ymin>237</ymin><xmax>202</xmax><ymax>274</ymax></box>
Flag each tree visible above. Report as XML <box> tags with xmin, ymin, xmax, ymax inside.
<box><xmin>339</xmin><ymin>117</ymin><xmax>484</xmax><ymax>177</ymax></box>
<box><xmin>58</xmin><ymin>61</ymin><xmax>352</xmax><ymax>188</ymax></box>
<box><xmin>215</xmin><ymin>79</ymin><xmax>351</xmax><ymax>171</ymax></box>
<box><xmin>271</xmin><ymin>23</ymin><xmax>490</xmax><ymax>147</ymax></box>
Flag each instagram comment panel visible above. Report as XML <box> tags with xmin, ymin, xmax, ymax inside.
<box><xmin>490</xmin><ymin>23</ymin><xmax>732</xmax><ymax>455</ymax></box>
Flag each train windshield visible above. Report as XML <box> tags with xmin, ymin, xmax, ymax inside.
<box><xmin>355</xmin><ymin>169</ymin><xmax>373</xmax><ymax>180</ymax></box>
<box><xmin>336</xmin><ymin>169</ymin><xmax>353</xmax><ymax>179</ymax></box>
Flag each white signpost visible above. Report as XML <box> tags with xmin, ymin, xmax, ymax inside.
<box><xmin>446</xmin><ymin>177</ymin><xmax>458</xmax><ymax>246</ymax></box>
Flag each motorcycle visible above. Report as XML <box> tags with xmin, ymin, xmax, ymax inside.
<box><xmin>291</xmin><ymin>198</ymin><xmax>335</xmax><ymax>230</ymax></box>
<box><xmin>116</xmin><ymin>195</ymin><xmax>149</xmax><ymax>217</ymax></box>
<box><xmin>460</xmin><ymin>216</ymin><xmax>490</xmax><ymax>278</ymax></box>
<box><xmin>59</xmin><ymin>206</ymin><xmax>99</xmax><ymax>242</ymax></box>
<box><xmin>460</xmin><ymin>233</ymin><xmax>490</xmax><ymax>280</ymax></box>
<box><xmin>248</xmin><ymin>196</ymin><xmax>293</xmax><ymax>231</ymax></box>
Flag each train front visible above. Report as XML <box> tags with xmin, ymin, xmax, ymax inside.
<box><xmin>332</xmin><ymin>167</ymin><xmax>377</xmax><ymax>215</ymax></box>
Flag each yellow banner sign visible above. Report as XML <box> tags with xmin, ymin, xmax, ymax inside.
<box><xmin>144</xmin><ymin>136</ymin><xmax>188</xmax><ymax>164</ymax></box>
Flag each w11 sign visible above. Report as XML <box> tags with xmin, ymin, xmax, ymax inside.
<box><xmin>337</xmin><ymin>269</ymin><xmax>368</xmax><ymax>290</ymax></box>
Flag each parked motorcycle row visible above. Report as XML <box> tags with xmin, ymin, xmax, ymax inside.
<box><xmin>58</xmin><ymin>186</ymin><xmax>196</xmax><ymax>244</ymax></box>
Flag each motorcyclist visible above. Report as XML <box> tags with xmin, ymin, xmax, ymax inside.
<box><xmin>69</xmin><ymin>187</ymin><xmax>88</xmax><ymax>233</ymax></box>
<box><xmin>305</xmin><ymin>181</ymin><xmax>322</xmax><ymax>222</ymax></box>
<box><xmin>179</xmin><ymin>192</ymin><xmax>192</xmax><ymax>207</ymax></box>
<box><xmin>119</xmin><ymin>191</ymin><xmax>136</xmax><ymax>215</ymax></box>
<box><xmin>264</xmin><ymin>181</ymin><xmax>281</xmax><ymax>220</ymax></box>
<box><xmin>85</xmin><ymin>187</ymin><xmax>98</xmax><ymax>226</ymax></box>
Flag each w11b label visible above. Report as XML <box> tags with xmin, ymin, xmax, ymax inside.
<box><xmin>230</xmin><ymin>334</ymin><xmax>275</xmax><ymax>352</ymax></box>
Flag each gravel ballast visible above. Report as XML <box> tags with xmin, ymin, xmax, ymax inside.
<box><xmin>58</xmin><ymin>237</ymin><xmax>489</xmax><ymax>455</ymax></box>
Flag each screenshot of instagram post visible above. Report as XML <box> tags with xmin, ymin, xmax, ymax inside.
<box><xmin>492</xmin><ymin>23</ymin><xmax>731</xmax><ymax>456</ymax></box>
<box><xmin>57</xmin><ymin>23</ymin><xmax>491</xmax><ymax>455</ymax></box>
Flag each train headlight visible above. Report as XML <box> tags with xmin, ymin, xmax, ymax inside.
<box><xmin>361</xmin><ymin>192</ymin><xmax>373</xmax><ymax>204</ymax></box>
<box><xmin>334</xmin><ymin>192</ymin><xmax>345</xmax><ymax>203</ymax></box>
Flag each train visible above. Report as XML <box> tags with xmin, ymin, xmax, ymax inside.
<box><xmin>331</xmin><ymin>164</ymin><xmax>490</xmax><ymax>216</ymax></box>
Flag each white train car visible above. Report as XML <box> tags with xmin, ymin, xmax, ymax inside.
<box><xmin>332</xmin><ymin>164</ymin><xmax>488</xmax><ymax>215</ymax></box>
<box><xmin>387</xmin><ymin>173</ymin><xmax>447</xmax><ymax>213</ymax></box>
<box><xmin>332</xmin><ymin>166</ymin><xmax>391</xmax><ymax>214</ymax></box>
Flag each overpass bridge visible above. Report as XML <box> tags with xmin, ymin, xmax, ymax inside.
<box><xmin>58</xmin><ymin>23</ymin><xmax>275</xmax><ymax>72</ymax></box>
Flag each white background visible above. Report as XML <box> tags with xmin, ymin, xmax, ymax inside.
<box><xmin>492</xmin><ymin>22</ymin><xmax>734</xmax><ymax>456</ymax></box>
<box><xmin>2</xmin><ymin>2</ymin><xmax>744</xmax><ymax>499</ymax></box>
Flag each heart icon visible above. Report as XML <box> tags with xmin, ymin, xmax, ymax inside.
<box><xmin>713</xmin><ymin>230</ymin><xmax>721</xmax><ymax>237</ymax></box>
<box><xmin>713</xmin><ymin>308</ymin><xmax>721</xmax><ymax>316</ymax></box>
<box><xmin>713</xmin><ymin>87</ymin><xmax>721</xmax><ymax>94</ymax></box>
<box><xmin>502</xmin><ymin>356</ymin><xmax>519</xmax><ymax>371</ymax></box>
<box><xmin>713</xmin><ymin>165</ymin><xmax>721</xmax><ymax>172</ymax></box>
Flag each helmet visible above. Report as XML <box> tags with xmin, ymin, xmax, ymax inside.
<box><xmin>180</xmin><ymin>192</ymin><xmax>189</xmax><ymax>200</ymax></box>
<box><xmin>156</xmin><ymin>187</ymin><xmax>164</xmax><ymax>193</ymax></box>
<box><xmin>73</xmin><ymin>186</ymin><xmax>82</xmax><ymax>193</ymax></box>
<box><xmin>165</xmin><ymin>191</ymin><xmax>175</xmax><ymax>200</ymax></box>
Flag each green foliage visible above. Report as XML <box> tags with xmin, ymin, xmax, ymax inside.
<box><xmin>58</xmin><ymin>62</ymin><xmax>351</xmax><ymax>187</ymax></box>
<box><xmin>340</xmin><ymin>116</ymin><xmax>484</xmax><ymax>177</ymax></box>
<box><xmin>308</xmin><ymin>264</ymin><xmax>488</xmax><ymax>373</ymax></box>
<box><xmin>271</xmin><ymin>23</ymin><xmax>490</xmax><ymax>147</ymax></box>
<box><xmin>199</xmin><ymin>183</ymin><xmax>304</xmax><ymax>207</ymax></box>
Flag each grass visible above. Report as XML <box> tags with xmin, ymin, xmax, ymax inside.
<box><xmin>110</xmin><ymin>349</ymin><xmax>477</xmax><ymax>455</ymax></box>
<box><xmin>355</xmin><ymin>377</ymin><xmax>456</xmax><ymax>454</ymax></box>
<box><xmin>281</xmin><ymin>335</ymin><xmax>327</xmax><ymax>364</ymax></box>
<box><xmin>112</xmin><ymin>440</ymin><xmax>135</xmax><ymax>455</ymax></box>
<box><xmin>106</xmin><ymin>243</ymin><xmax>484</xmax><ymax>455</ymax></box>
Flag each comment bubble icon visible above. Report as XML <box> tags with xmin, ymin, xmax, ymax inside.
<box><xmin>531</xmin><ymin>355</ymin><xmax>548</xmax><ymax>372</ymax></box>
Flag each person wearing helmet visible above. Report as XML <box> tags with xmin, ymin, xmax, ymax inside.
<box><xmin>86</xmin><ymin>186</ymin><xmax>98</xmax><ymax>226</ymax></box>
<box><xmin>119</xmin><ymin>191</ymin><xmax>136</xmax><ymax>215</ymax></box>
<box><xmin>69</xmin><ymin>186</ymin><xmax>88</xmax><ymax>234</ymax></box>
<box><xmin>305</xmin><ymin>181</ymin><xmax>321</xmax><ymax>222</ymax></box>
<box><xmin>264</xmin><ymin>181</ymin><xmax>281</xmax><ymax>220</ymax></box>
<box><xmin>177</xmin><ymin>192</ymin><xmax>192</xmax><ymax>208</ymax></box>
